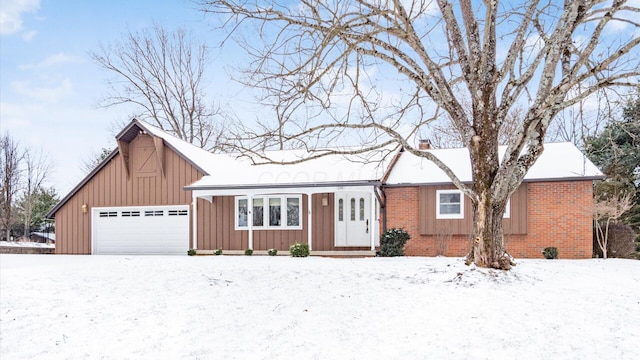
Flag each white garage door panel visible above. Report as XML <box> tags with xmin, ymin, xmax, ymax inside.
<box><xmin>93</xmin><ymin>206</ymin><xmax>189</xmax><ymax>255</ymax></box>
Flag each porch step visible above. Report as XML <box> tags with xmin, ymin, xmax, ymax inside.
<box><xmin>193</xmin><ymin>250</ymin><xmax>376</xmax><ymax>257</ymax></box>
<box><xmin>310</xmin><ymin>250</ymin><xmax>376</xmax><ymax>258</ymax></box>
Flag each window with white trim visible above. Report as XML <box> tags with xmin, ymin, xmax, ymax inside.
<box><xmin>436</xmin><ymin>190</ymin><xmax>464</xmax><ymax>219</ymax></box>
<box><xmin>235</xmin><ymin>195</ymin><xmax>303</xmax><ymax>230</ymax></box>
<box><xmin>503</xmin><ymin>199</ymin><xmax>511</xmax><ymax>218</ymax></box>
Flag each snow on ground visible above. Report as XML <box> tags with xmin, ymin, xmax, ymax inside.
<box><xmin>1</xmin><ymin>255</ymin><xmax>638</xmax><ymax>360</ymax></box>
<box><xmin>0</xmin><ymin>241</ymin><xmax>54</xmax><ymax>248</ymax></box>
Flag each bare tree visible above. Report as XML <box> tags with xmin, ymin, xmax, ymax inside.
<box><xmin>91</xmin><ymin>24</ymin><xmax>229</xmax><ymax>151</ymax></box>
<box><xmin>18</xmin><ymin>149</ymin><xmax>51</xmax><ymax>238</ymax></box>
<box><xmin>204</xmin><ymin>0</ymin><xmax>640</xmax><ymax>269</ymax></box>
<box><xmin>593</xmin><ymin>192</ymin><xmax>633</xmax><ymax>259</ymax></box>
<box><xmin>547</xmin><ymin>87</ymin><xmax>613</xmax><ymax>146</ymax></box>
<box><xmin>1</xmin><ymin>133</ymin><xmax>23</xmax><ymax>241</ymax></box>
<box><xmin>429</xmin><ymin>105</ymin><xmax>526</xmax><ymax>148</ymax></box>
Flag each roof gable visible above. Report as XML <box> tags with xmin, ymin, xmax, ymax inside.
<box><xmin>46</xmin><ymin>119</ymin><xmax>214</xmax><ymax>218</ymax></box>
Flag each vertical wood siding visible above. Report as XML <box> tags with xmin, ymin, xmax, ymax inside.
<box><xmin>418</xmin><ymin>184</ymin><xmax>527</xmax><ymax>235</ymax></box>
<box><xmin>198</xmin><ymin>193</ymin><xmax>318</xmax><ymax>251</ymax></box>
<box><xmin>55</xmin><ymin>134</ymin><xmax>207</xmax><ymax>254</ymax></box>
<box><xmin>196</xmin><ymin>192</ymin><xmax>369</xmax><ymax>251</ymax></box>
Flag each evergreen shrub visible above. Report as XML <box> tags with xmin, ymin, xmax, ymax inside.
<box><xmin>594</xmin><ymin>223</ymin><xmax>635</xmax><ymax>258</ymax></box>
<box><xmin>542</xmin><ymin>247</ymin><xmax>559</xmax><ymax>259</ymax></box>
<box><xmin>379</xmin><ymin>228</ymin><xmax>410</xmax><ymax>257</ymax></box>
<box><xmin>289</xmin><ymin>243</ymin><xmax>310</xmax><ymax>257</ymax></box>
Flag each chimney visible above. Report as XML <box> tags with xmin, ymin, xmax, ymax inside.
<box><xmin>418</xmin><ymin>139</ymin><xmax>431</xmax><ymax>150</ymax></box>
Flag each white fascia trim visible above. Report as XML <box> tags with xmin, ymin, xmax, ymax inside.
<box><xmin>192</xmin><ymin>185</ymin><xmax>376</xmax><ymax>198</ymax></box>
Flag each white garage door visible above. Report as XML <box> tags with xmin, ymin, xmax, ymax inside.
<box><xmin>92</xmin><ymin>205</ymin><xmax>189</xmax><ymax>255</ymax></box>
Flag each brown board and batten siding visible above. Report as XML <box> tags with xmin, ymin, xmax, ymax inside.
<box><xmin>197</xmin><ymin>192</ymin><xmax>369</xmax><ymax>251</ymax></box>
<box><xmin>195</xmin><ymin>195</ymin><xmax>304</xmax><ymax>251</ymax></box>
<box><xmin>418</xmin><ymin>184</ymin><xmax>527</xmax><ymax>236</ymax></box>
<box><xmin>55</xmin><ymin>134</ymin><xmax>208</xmax><ymax>254</ymax></box>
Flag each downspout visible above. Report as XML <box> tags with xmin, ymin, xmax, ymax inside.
<box><xmin>248</xmin><ymin>194</ymin><xmax>253</xmax><ymax>250</ymax></box>
<box><xmin>192</xmin><ymin>194</ymin><xmax>198</xmax><ymax>251</ymax></box>
<box><xmin>307</xmin><ymin>192</ymin><xmax>313</xmax><ymax>251</ymax></box>
<box><xmin>379</xmin><ymin>146</ymin><xmax>402</xmax><ymax>236</ymax></box>
<box><xmin>375</xmin><ymin>185</ymin><xmax>387</xmax><ymax>234</ymax></box>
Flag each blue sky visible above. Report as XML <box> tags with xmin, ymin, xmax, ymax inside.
<box><xmin>2</xmin><ymin>1</ymin><xmax>638</xmax><ymax>195</ymax></box>
<box><xmin>0</xmin><ymin>0</ymin><xmax>252</xmax><ymax>194</ymax></box>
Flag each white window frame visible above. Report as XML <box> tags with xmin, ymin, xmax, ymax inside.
<box><xmin>235</xmin><ymin>195</ymin><xmax>303</xmax><ymax>230</ymax></box>
<box><xmin>503</xmin><ymin>199</ymin><xmax>511</xmax><ymax>218</ymax></box>
<box><xmin>436</xmin><ymin>190</ymin><xmax>464</xmax><ymax>219</ymax></box>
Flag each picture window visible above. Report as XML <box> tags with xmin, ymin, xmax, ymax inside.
<box><xmin>235</xmin><ymin>195</ymin><xmax>303</xmax><ymax>230</ymax></box>
<box><xmin>436</xmin><ymin>190</ymin><xmax>464</xmax><ymax>219</ymax></box>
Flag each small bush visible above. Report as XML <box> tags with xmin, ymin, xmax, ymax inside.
<box><xmin>542</xmin><ymin>247</ymin><xmax>559</xmax><ymax>259</ymax></box>
<box><xmin>635</xmin><ymin>242</ymin><xmax>640</xmax><ymax>252</ymax></box>
<box><xmin>187</xmin><ymin>249</ymin><xmax>196</xmax><ymax>256</ymax></box>
<box><xmin>608</xmin><ymin>223</ymin><xmax>635</xmax><ymax>258</ymax></box>
<box><xmin>214</xmin><ymin>248</ymin><xmax>223</xmax><ymax>256</ymax></box>
<box><xmin>289</xmin><ymin>243</ymin><xmax>310</xmax><ymax>257</ymax></box>
<box><xmin>378</xmin><ymin>228</ymin><xmax>410</xmax><ymax>257</ymax></box>
<box><xmin>244</xmin><ymin>249</ymin><xmax>253</xmax><ymax>256</ymax></box>
<box><xmin>268</xmin><ymin>248</ymin><xmax>278</xmax><ymax>256</ymax></box>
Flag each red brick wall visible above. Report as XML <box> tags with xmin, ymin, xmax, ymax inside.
<box><xmin>385</xmin><ymin>181</ymin><xmax>594</xmax><ymax>259</ymax></box>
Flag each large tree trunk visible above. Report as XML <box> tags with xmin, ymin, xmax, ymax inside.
<box><xmin>465</xmin><ymin>127</ymin><xmax>513</xmax><ymax>269</ymax></box>
<box><xmin>467</xmin><ymin>193</ymin><xmax>512</xmax><ymax>269</ymax></box>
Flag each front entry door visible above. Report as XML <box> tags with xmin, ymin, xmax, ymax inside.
<box><xmin>335</xmin><ymin>192</ymin><xmax>371</xmax><ymax>246</ymax></box>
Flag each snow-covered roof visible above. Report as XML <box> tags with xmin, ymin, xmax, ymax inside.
<box><xmin>386</xmin><ymin>142</ymin><xmax>603</xmax><ymax>185</ymax></box>
<box><xmin>47</xmin><ymin>118</ymin><xmax>604</xmax><ymax>218</ymax></box>
<box><xmin>140</xmin><ymin>121</ymin><xmax>601</xmax><ymax>188</ymax></box>
<box><xmin>186</xmin><ymin>149</ymin><xmax>389</xmax><ymax>189</ymax></box>
<box><xmin>138</xmin><ymin>120</ymin><xmax>390</xmax><ymax>189</ymax></box>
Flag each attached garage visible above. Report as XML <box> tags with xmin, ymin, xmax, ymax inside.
<box><xmin>92</xmin><ymin>206</ymin><xmax>189</xmax><ymax>255</ymax></box>
<box><xmin>46</xmin><ymin>119</ymin><xmax>215</xmax><ymax>255</ymax></box>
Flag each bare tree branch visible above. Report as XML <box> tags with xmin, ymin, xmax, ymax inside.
<box><xmin>1</xmin><ymin>133</ymin><xmax>23</xmax><ymax>241</ymax></box>
<box><xmin>202</xmin><ymin>0</ymin><xmax>640</xmax><ymax>268</ymax></box>
<box><xmin>91</xmin><ymin>24</ymin><xmax>230</xmax><ymax>151</ymax></box>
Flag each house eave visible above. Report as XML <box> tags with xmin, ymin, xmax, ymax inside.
<box><xmin>382</xmin><ymin>175</ymin><xmax>605</xmax><ymax>188</ymax></box>
<box><xmin>185</xmin><ymin>180</ymin><xmax>381</xmax><ymax>192</ymax></box>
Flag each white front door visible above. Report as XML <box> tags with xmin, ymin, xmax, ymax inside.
<box><xmin>335</xmin><ymin>192</ymin><xmax>371</xmax><ymax>247</ymax></box>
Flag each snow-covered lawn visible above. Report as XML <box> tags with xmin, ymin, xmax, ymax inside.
<box><xmin>1</xmin><ymin>255</ymin><xmax>638</xmax><ymax>359</ymax></box>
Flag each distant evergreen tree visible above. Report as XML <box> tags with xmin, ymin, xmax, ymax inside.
<box><xmin>586</xmin><ymin>92</ymin><xmax>640</xmax><ymax>235</ymax></box>
<box><xmin>81</xmin><ymin>148</ymin><xmax>112</xmax><ymax>174</ymax></box>
<box><xmin>17</xmin><ymin>187</ymin><xmax>59</xmax><ymax>234</ymax></box>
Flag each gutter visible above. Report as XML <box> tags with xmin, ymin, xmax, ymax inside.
<box><xmin>184</xmin><ymin>180</ymin><xmax>382</xmax><ymax>191</ymax></box>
